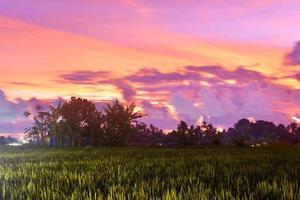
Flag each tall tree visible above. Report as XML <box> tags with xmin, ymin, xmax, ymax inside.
<box><xmin>24</xmin><ymin>105</ymin><xmax>49</xmax><ymax>145</ymax></box>
<box><xmin>102</xmin><ymin>100</ymin><xmax>144</xmax><ymax>146</ymax></box>
<box><xmin>233</xmin><ymin>119</ymin><xmax>252</xmax><ymax>144</ymax></box>
<box><xmin>200</xmin><ymin>121</ymin><xmax>217</xmax><ymax>144</ymax></box>
<box><xmin>44</xmin><ymin>104</ymin><xmax>63</xmax><ymax>146</ymax></box>
<box><xmin>175</xmin><ymin>121</ymin><xmax>189</xmax><ymax>145</ymax></box>
<box><xmin>60</xmin><ymin>97</ymin><xmax>102</xmax><ymax>146</ymax></box>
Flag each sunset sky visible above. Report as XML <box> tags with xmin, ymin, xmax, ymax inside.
<box><xmin>0</xmin><ymin>0</ymin><xmax>300</xmax><ymax>136</ymax></box>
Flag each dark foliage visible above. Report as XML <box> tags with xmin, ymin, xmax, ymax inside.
<box><xmin>24</xmin><ymin>97</ymin><xmax>300</xmax><ymax>147</ymax></box>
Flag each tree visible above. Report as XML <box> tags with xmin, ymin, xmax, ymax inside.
<box><xmin>102</xmin><ymin>100</ymin><xmax>144</xmax><ymax>146</ymax></box>
<box><xmin>233</xmin><ymin>119</ymin><xmax>252</xmax><ymax>145</ymax></box>
<box><xmin>287</xmin><ymin>122</ymin><xmax>300</xmax><ymax>143</ymax></box>
<box><xmin>60</xmin><ymin>97</ymin><xmax>102</xmax><ymax>146</ymax></box>
<box><xmin>276</xmin><ymin>124</ymin><xmax>289</xmax><ymax>143</ymax></box>
<box><xmin>168</xmin><ymin>121</ymin><xmax>206</xmax><ymax>146</ymax></box>
<box><xmin>24</xmin><ymin>105</ymin><xmax>49</xmax><ymax>145</ymax></box>
<box><xmin>129</xmin><ymin>123</ymin><xmax>165</xmax><ymax>145</ymax></box>
<box><xmin>200</xmin><ymin>121</ymin><xmax>217</xmax><ymax>144</ymax></box>
<box><xmin>250</xmin><ymin>120</ymin><xmax>277</xmax><ymax>143</ymax></box>
<box><xmin>22</xmin><ymin>96</ymin><xmax>300</xmax><ymax>147</ymax></box>
<box><xmin>186</xmin><ymin>125</ymin><xmax>196</xmax><ymax>145</ymax></box>
<box><xmin>176</xmin><ymin>121</ymin><xmax>189</xmax><ymax>145</ymax></box>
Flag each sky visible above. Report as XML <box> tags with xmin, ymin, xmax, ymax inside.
<box><xmin>0</xmin><ymin>0</ymin><xmax>300</xmax><ymax>136</ymax></box>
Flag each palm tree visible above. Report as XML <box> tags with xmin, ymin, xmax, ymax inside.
<box><xmin>103</xmin><ymin>100</ymin><xmax>145</xmax><ymax>146</ymax></box>
<box><xmin>45</xmin><ymin>103</ymin><xmax>63</xmax><ymax>146</ymax></box>
<box><xmin>24</xmin><ymin>105</ymin><xmax>49</xmax><ymax>144</ymax></box>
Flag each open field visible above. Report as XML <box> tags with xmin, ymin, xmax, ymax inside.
<box><xmin>1</xmin><ymin>146</ymin><xmax>300</xmax><ymax>199</ymax></box>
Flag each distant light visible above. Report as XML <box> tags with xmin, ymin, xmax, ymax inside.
<box><xmin>22</xmin><ymin>139</ymin><xmax>29</xmax><ymax>144</ymax></box>
<box><xmin>8</xmin><ymin>143</ymin><xmax>22</xmax><ymax>146</ymax></box>
<box><xmin>292</xmin><ymin>116</ymin><xmax>300</xmax><ymax>123</ymax></box>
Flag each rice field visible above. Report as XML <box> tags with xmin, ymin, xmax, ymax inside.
<box><xmin>1</xmin><ymin>146</ymin><xmax>300</xmax><ymax>199</ymax></box>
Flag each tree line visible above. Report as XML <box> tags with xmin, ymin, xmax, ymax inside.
<box><xmin>24</xmin><ymin>97</ymin><xmax>300</xmax><ymax>147</ymax></box>
<box><xmin>0</xmin><ymin>136</ymin><xmax>18</xmax><ymax>145</ymax></box>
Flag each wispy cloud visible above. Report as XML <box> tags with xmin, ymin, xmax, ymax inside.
<box><xmin>58</xmin><ymin>70</ymin><xmax>111</xmax><ymax>84</ymax></box>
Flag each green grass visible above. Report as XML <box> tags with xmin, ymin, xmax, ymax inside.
<box><xmin>1</xmin><ymin>146</ymin><xmax>300</xmax><ymax>199</ymax></box>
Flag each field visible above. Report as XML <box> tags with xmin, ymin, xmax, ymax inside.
<box><xmin>1</xmin><ymin>146</ymin><xmax>300</xmax><ymax>199</ymax></box>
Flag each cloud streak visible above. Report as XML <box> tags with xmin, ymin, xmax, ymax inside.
<box><xmin>59</xmin><ymin>71</ymin><xmax>111</xmax><ymax>84</ymax></box>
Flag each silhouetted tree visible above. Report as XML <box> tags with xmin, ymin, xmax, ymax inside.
<box><xmin>176</xmin><ymin>121</ymin><xmax>189</xmax><ymax>145</ymax></box>
<box><xmin>129</xmin><ymin>123</ymin><xmax>165</xmax><ymax>145</ymax></box>
<box><xmin>24</xmin><ymin>105</ymin><xmax>49</xmax><ymax>145</ymax></box>
<box><xmin>168</xmin><ymin>121</ymin><xmax>217</xmax><ymax>146</ymax></box>
<box><xmin>201</xmin><ymin>121</ymin><xmax>217</xmax><ymax>145</ymax></box>
<box><xmin>44</xmin><ymin>104</ymin><xmax>63</xmax><ymax>146</ymax></box>
<box><xmin>249</xmin><ymin>120</ymin><xmax>277</xmax><ymax>143</ymax></box>
<box><xmin>102</xmin><ymin>100</ymin><xmax>144</xmax><ymax>146</ymax></box>
<box><xmin>186</xmin><ymin>125</ymin><xmax>197</xmax><ymax>145</ymax></box>
<box><xmin>275</xmin><ymin>124</ymin><xmax>288</xmax><ymax>142</ymax></box>
<box><xmin>60</xmin><ymin>97</ymin><xmax>102</xmax><ymax>146</ymax></box>
<box><xmin>23</xmin><ymin>97</ymin><xmax>300</xmax><ymax>147</ymax></box>
<box><xmin>287</xmin><ymin>122</ymin><xmax>300</xmax><ymax>143</ymax></box>
<box><xmin>233</xmin><ymin>119</ymin><xmax>252</xmax><ymax>145</ymax></box>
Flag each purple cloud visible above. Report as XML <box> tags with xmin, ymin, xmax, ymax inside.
<box><xmin>124</xmin><ymin>65</ymin><xmax>299</xmax><ymax>128</ymax></box>
<box><xmin>140</xmin><ymin>101</ymin><xmax>178</xmax><ymax>130</ymax></box>
<box><xmin>127</xmin><ymin>68</ymin><xmax>198</xmax><ymax>84</ymax></box>
<box><xmin>285</xmin><ymin>41</ymin><xmax>300</xmax><ymax>66</ymax></box>
<box><xmin>55</xmin><ymin>65</ymin><xmax>300</xmax><ymax>130</ymax></box>
<box><xmin>59</xmin><ymin>70</ymin><xmax>111</xmax><ymax>84</ymax></box>
<box><xmin>58</xmin><ymin>71</ymin><xmax>137</xmax><ymax>101</ymax></box>
<box><xmin>1</xmin><ymin>65</ymin><xmax>295</xmax><ymax>135</ymax></box>
<box><xmin>112</xmin><ymin>81</ymin><xmax>136</xmax><ymax>101</ymax></box>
